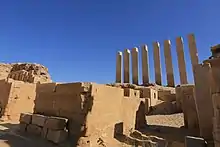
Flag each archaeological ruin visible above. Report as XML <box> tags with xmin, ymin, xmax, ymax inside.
<box><xmin>0</xmin><ymin>33</ymin><xmax>219</xmax><ymax>147</ymax></box>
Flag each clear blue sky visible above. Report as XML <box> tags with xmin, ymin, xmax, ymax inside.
<box><xmin>0</xmin><ymin>0</ymin><xmax>219</xmax><ymax>85</ymax></box>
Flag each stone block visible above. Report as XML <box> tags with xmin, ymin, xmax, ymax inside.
<box><xmin>27</xmin><ymin>124</ymin><xmax>42</xmax><ymax>135</ymax></box>
<box><xmin>41</xmin><ymin>127</ymin><xmax>48</xmax><ymax>138</ymax></box>
<box><xmin>31</xmin><ymin>114</ymin><xmax>47</xmax><ymax>127</ymax></box>
<box><xmin>140</xmin><ymin>88</ymin><xmax>158</xmax><ymax>106</ymax></box>
<box><xmin>19</xmin><ymin>123</ymin><xmax>27</xmax><ymax>132</ymax></box>
<box><xmin>56</xmin><ymin>82</ymin><xmax>91</xmax><ymax>94</ymax></box>
<box><xmin>158</xmin><ymin>90</ymin><xmax>172</xmax><ymax>101</ymax></box>
<box><xmin>180</xmin><ymin>84</ymin><xmax>199</xmax><ymax>129</ymax></box>
<box><xmin>123</xmin><ymin>88</ymin><xmax>140</xmax><ymax>98</ymax></box>
<box><xmin>162</xmin><ymin>93</ymin><xmax>176</xmax><ymax>102</ymax></box>
<box><xmin>36</xmin><ymin>82</ymin><xmax>57</xmax><ymax>93</ymax></box>
<box><xmin>145</xmin><ymin>98</ymin><xmax>150</xmax><ymax>114</ymax></box>
<box><xmin>185</xmin><ymin>136</ymin><xmax>206</xmax><ymax>147</ymax></box>
<box><xmin>175</xmin><ymin>86</ymin><xmax>182</xmax><ymax>111</ymax></box>
<box><xmin>47</xmin><ymin>129</ymin><xmax>68</xmax><ymax>144</ymax></box>
<box><xmin>193</xmin><ymin>63</ymin><xmax>213</xmax><ymax>139</ymax></box>
<box><xmin>19</xmin><ymin>113</ymin><xmax>32</xmax><ymax>124</ymax></box>
<box><xmin>44</xmin><ymin>116</ymin><xmax>68</xmax><ymax>130</ymax></box>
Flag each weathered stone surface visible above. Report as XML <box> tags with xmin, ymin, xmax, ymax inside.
<box><xmin>175</xmin><ymin>86</ymin><xmax>182</xmax><ymax>111</ymax></box>
<box><xmin>158</xmin><ymin>90</ymin><xmax>172</xmax><ymax>101</ymax></box>
<box><xmin>123</xmin><ymin>88</ymin><xmax>140</xmax><ymax>98</ymax></box>
<box><xmin>131</xmin><ymin>47</ymin><xmax>139</xmax><ymax>85</ymax></box>
<box><xmin>47</xmin><ymin>129</ymin><xmax>68</xmax><ymax>144</ymax></box>
<box><xmin>26</xmin><ymin>124</ymin><xmax>42</xmax><ymax>135</ymax></box>
<box><xmin>176</xmin><ymin>37</ymin><xmax>188</xmax><ymax>84</ymax></box>
<box><xmin>204</xmin><ymin>58</ymin><xmax>220</xmax><ymax>94</ymax></box>
<box><xmin>8</xmin><ymin>63</ymin><xmax>52</xmax><ymax>83</ymax></box>
<box><xmin>123</xmin><ymin>49</ymin><xmax>131</xmax><ymax>83</ymax></box>
<box><xmin>55</xmin><ymin>82</ymin><xmax>91</xmax><ymax>94</ymax></box>
<box><xmin>185</xmin><ymin>136</ymin><xmax>206</xmax><ymax>147</ymax></box>
<box><xmin>142</xmin><ymin>45</ymin><xmax>150</xmax><ymax>85</ymax></box>
<box><xmin>19</xmin><ymin>113</ymin><xmax>32</xmax><ymax>124</ymax></box>
<box><xmin>41</xmin><ymin>127</ymin><xmax>48</xmax><ymax>138</ymax></box>
<box><xmin>153</xmin><ymin>42</ymin><xmax>162</xmax><ymax>85</ymax></box>
<box><xmin>0</xmin><ymin>63</ymin><xmax>12</xmax><ymax>80</ymax></box>
<box><xmin>164</xmin><ymin>40</ymin><xmax>175</xmax><ymax>87</ymax></box>
<box><xmin>188</xmin><ymin>34</ymin><xmax>199</xmax><ymax>72</ymax></box>
<box><xmin>31</xmin><ymin>114</ymin><xmax>47</xmax><ymax>127</ymax></box>
<box><xmin>135</xmin><ymin>101</ymin><xmax>147</xmax><ymax>129</ymax></box>
<box><xmin>77</xmin><ymin>137</ymin><xmax>90</xmax><ymax>147</ymax></box>
<box><xmin>180</xmin><ymin>84</ymin><xmax>199</xmax><ymax>129</ymax></box>
<box><xmin>140</xmin><ymin>87</ymin><xmax>158</xmax><ymax>106</ymax></box>
<box><xmin>145</xmin><ymin>98</ymin><xmax>150</xmax><ymax>114</ymax></box>
<box><xmin>116</xmin><ymin>51</ymin><xmax>122</xmax><ymax>83</ymax></box>
<box><xmin>193</xmin><ymin>63</ymin><xmax>213</xmax><ymax>139</ymax></box>
<box><xmin>2</xmin><ymin>81</ymin><xmax>36</xmax><ymax>121</ymax></box>
<box><xmin>44</xmin><ymin>116</ymin><xmax>68</xmax><ymax>130</ymax></box>
<box><xmin>19</xmin><ymin>123</ymin><xmax>27</xmax><ymax>132</ymax></box>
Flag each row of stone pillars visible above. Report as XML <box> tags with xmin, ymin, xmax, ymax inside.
<box><xmin>115</xmin><ymin>34</ymin><xmax>199</xmax><ymax>86</ymax></box>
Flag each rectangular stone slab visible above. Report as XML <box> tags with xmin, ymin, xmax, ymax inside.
<box><xmin>31</xmin><ymin>114</ymin><xmax>47</xmax><ymax>127</ymax></box>
<box><xmin>19</xmin><ymin>113</ymin><xmax>32</xmax><ymax>124</ymax></box>
<box><xmin>44</xmin><ymin>116</ymin><xmax>68</xmax><ymax>130</ymax></box>
<box><xmin>47</xmin><ymin>129</ymin><xmax>68</xmax><ymax>144</ymax></box>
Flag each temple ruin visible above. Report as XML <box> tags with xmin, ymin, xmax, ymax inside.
<box><xmin>0</xmin><ymin>33</ymin><xmax>219</xmax><ymax>147</ymax></box>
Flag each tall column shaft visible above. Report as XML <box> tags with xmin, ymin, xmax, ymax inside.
<box><xmin>153</xmin><ymin>42</ymin><xmax>162</xmax><ymax>85</ymax></box>
<box><xmin>116</xmin><ymin>51</ymin><xmax>122</xmax><ymax>83</ymax></box>
<box><xmin>132</xmin><ymin>47</ymin><xmax>139</xmax><ymax>85</ymax></box>
<box><xmin>164</xmin><ymin>40</ymin><xmax>175</xmax><ymax>87</ymax></box>
<box><xmin>188</xmin><ymin>34</ymin><xmax>199</xmax><ymax>71</ymax></box>
<box><xmin>176</xmin><ymin>37</ymin><xmax>188</xmax><ymax>84</ymax></box>
<box><xmin>123</xmin><ymin>49</ymin><xmax>130</xmax><ymax>83</ymax></box>
<box><xmin>142</xmin><ymin>45</ymin><xmax>149</xmax><ymax>84</ymax></box>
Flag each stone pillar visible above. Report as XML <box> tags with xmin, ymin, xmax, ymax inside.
<box><xmin>188</xmin><ymin>34</ymin><xmax>199</xmax><ymax>71</ymax></box>
<box><xmin>116</xmin><ymin>51</ymin><xmax>122</xmax><ymax>83</ymax></box>
<box><xmin>164</xmin><ymin>40</ymin><xmax>175</xmax><ymax>87</ymax></box>
<box><xmin>123</xmin><ymin>49</ymin><xmax>130</xmax><ymax>83</ymax></box>
<box><xmin>153</xmin><ymin>42</ymin><xmax>162</xmax><ymax>85</ymax></box>
<box><xmin>193</xmin><ymin>63</ymin><xmax>213</xmax><ymax>139</ymax></box>
<box><xmin>132</xmin><ymin>47</ymin><xmax>139</xmax><ymax>85</ymax></box>
<box><xmin>142</xmin><ymin>45</ymin><xmax>149</xmax><ymax>85</ymax></box>
<box><xmin>176</xmin><ymin>37</ymin><xmax>188</xmax><ymax>84</ymax></box>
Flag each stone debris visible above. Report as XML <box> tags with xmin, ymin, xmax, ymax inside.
<box><xmin>19</xmin><ymin>113</ymin><xmax>68</xmax><ymax>144</ymax></box>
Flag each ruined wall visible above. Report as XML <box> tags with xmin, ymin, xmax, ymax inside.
<box><xmin>176</xmin><ymin>84</ymin><xmax>199</xmax><ymax>129</ymax></box>
<box><xmin>0</xmin><ymin>79</ymin><xmax>12</xmax><ymax>116</ymax></box>
<box><xmin>2</xmin><ymin>80</ymin><xmax>36</xmax><ymax>121</ymax></box>
<box><xmin>34</xmin><ymin>82</ymin><xmax>143</xmax><ymax>146</ymax></box>
<box><xmin>34</xmin><ymin>82</ymin><xmax>91</xmax><ymax>137</ymax></box>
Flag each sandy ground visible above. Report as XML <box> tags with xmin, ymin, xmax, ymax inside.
<box><xmin>147</xmin><ymin>113</ymin><xmax>184</xmax><ymax>128</ymax></box>
<box><xmin>0</xmin><ymin>121</ymin><xmax>57</xmax><ymax>147</ymax></box>
<box><xmin>0</xmin><ymin>113</ymin><xmax>195</xmax><ymax>147</ymax></box>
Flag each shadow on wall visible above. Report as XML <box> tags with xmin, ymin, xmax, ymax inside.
<box><xmin>114</xmin><ymin>101</ymin><xmax>147</xmax><ymax>146</ymax></box>
<box><xmin>33</xmin><ymin>82</ymin><xmax>94</xmax><ymax>146</ymax></box>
